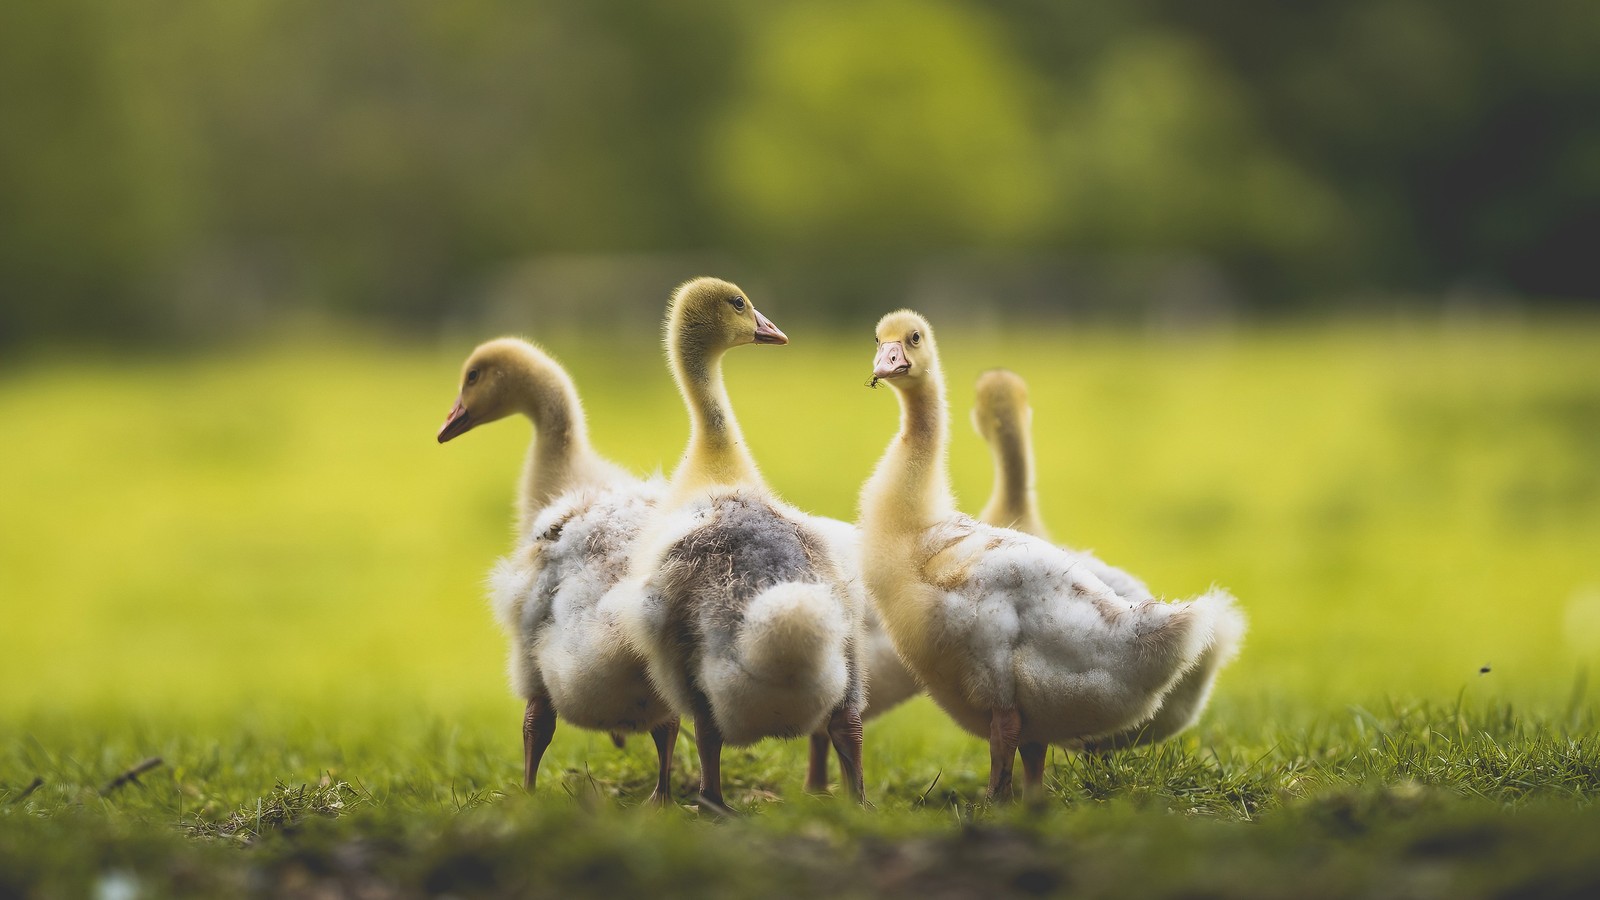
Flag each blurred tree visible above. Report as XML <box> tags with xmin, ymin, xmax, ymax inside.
<box><xmin>1050</xmin><ymin>35</ymin><xmax>1348</xmax><ymax>268</ymax></box>
<box><xmin>1161</xmin><ymin>0</ymin><xmax>1600</xmax><ymax>300</ymax></box>
<box><xmin>1</xmin><ymin>0</ymin><xmax>1596</xmax><ymax>346</ymax></box>
<box><xmin>0</xmin><ymin>0</ymin><xmax>194</xmax><ymax>341</ymax></box>
<box><xmin>711</xmin><ymin>0</ymin><xmax>1050</xmax><ymax>253</ymax></box>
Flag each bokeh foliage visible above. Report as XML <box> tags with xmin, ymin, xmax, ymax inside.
<box><xmin>3</xmin><ymin>0</ymin><xmax>1598</xmax><ymax>344</ymax></box>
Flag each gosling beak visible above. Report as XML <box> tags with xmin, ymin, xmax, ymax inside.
<box><xmin>437</xmin><ymin>396</ymin><xmax>472</xmax><ymax>443</ymax></box>
<box><xmin>752</xmin><ymin>308</ymin><xmax>788</xmax><ymax>345</ymax></box>
<box><xmin>872</xmin><ymin>341</ymin><xmax>910</xmax><ymax>380</ymax></box>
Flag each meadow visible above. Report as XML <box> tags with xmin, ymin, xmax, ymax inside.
<box><xmin>3</xmin><ymin>316</ymin><xmax>1599</xmax><ymax>897</ymax></box>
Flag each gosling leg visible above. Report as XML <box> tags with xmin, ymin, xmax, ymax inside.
<box><xmin>827</xmin><ymin>705</ymin><xmax>867</xmax><ymax>804</ymax></box>
<box><xmin>522</xmin><ymin>694</ymin><xmax>557</xmax><ymax>790</ymax></box>
<box><xmin>1019</xmin><ymin>741</ymin><xmax>1048</xmax><ymax>801</ymax></box>
<box><xmin>806</xmin><ymin>732</ymin><xmax>832</xmax><ymax>793</ymax></box>
<box><xmin>693</xmin><ymin>711</ymin><xmax>735</xmax><ymax>816</ymax></box>
<box><xmin>646</xmin><ymin>718</ymin><xmax>679</xmax><ymax>807</ymax></box>
<box><xmin>987</xmin><ymin>707</ymin><xmax>1022</xmax><ymax>801</ymax></box>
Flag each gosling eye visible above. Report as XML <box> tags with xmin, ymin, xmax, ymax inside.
<box><xmin>728</xmin><ymin>295</ymin><xmax>747</xmax><ymax>312</ymax></box>
<box><xmin>466</xmin><ymin>368</ymin><xmax>480</xmax><ymax>386</ymax></box>
<box><xmin>909</xmin><ymin>331</ymin><xmax>922</xmax><ymax>347</ymax></box>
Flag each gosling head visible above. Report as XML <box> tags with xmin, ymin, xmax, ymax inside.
<box><xmin>666</xmin><ymin>277</ymin><xmax>788</xmax><ymax>355</ymax></box>
<box><xmin>437</xmin><ymin>338</ymin><xmax>538</xmax><ymax>443</ymax></box>
<box><xmin>971</xmin><ymin>369</ymin><xmax>1031</xmax><ymax>440</ymax></box>
<box><xmin>870</xmin><ymin>310</ymin><xmax>937</xmax><ymax>389</ymax></box>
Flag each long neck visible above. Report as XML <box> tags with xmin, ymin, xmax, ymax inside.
<box><xmin>980</xmin><ymin>416</ymin><xmax>1048</xmax><ymax>538</ymax></box>
<box><xmin>512</xmin><ymin>354</ymin><xmax>607</xmax><ymax>533</ymax></box>
<box><xmin>863</xmin><ymin>367</ymin><xmax>956</xmax><ymax>537</ymax></box>
<box><xmin>668</xmin><ymin>333</ymin><xmax>762</xmax><ymax>500</ymax></box>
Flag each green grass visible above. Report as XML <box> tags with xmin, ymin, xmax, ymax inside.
<box><xmin>3</xmin><ymin>317</ymin><xmax>1599</xmax><ymax>897</ymax></box>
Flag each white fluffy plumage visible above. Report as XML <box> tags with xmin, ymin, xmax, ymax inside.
<box><xmin>490</xmin><ymin>482</ymin><xmax>672</xmax><ymax>733</ymax></box>
<box><xmin>892</xmin><ymin>515</ymin><xmax>1242</xmax><ymax>743</ymax></box>
<box><xmin>618</xmin><ymin>488</ymin><xmax>858</xmax><ymax>747</ymax></box>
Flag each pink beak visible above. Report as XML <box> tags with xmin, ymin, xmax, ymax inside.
<box><xmin>873</xmin><ymin>341</ymin><xmax>909</xmax><ymax>380</ymax></box>
<box><xmin>437</xmin><ymin>396</ymin><xmax>472</xmax><ymax>443</ymax></box>
<box><xmin>752</xmin><ymin>308</ymin><xmax>788</xmax><ymax>345</ymax></box>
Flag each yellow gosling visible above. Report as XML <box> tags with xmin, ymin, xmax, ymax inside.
<box><xmin>614</xmin><ymin>278</ymin><xmax>866</xmax><ymax>813</ymax></box>
<box><xmin>861</xmin><ymin>311</ymin><xmax>1246</xmax><ymax>800</ymax></box>
<box><xmin>438</xmin><ymin>338</ymin><xmax>678</xmax><ymax>801</ymax></box>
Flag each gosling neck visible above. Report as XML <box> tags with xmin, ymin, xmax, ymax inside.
<box><xmin>980</xmin><ymin>416</ymin><xmax>1049</xmax><ymax>539</ymax></box>
<box><xmin>509</xmin><ymin>351</ymin><xmax>601</xmax><ymax>528</ymax></box>
<box><xmin>668</xmin><ymin>333</ymin><xmax>762</xmax><ymax>500</ymax></box>
<box><xmin>865</xmin><ymin>366</ymin><xmax>957</xmax><ymax>535</ymax></box>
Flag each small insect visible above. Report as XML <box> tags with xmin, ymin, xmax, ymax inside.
<box><xmin>1479</xmin><ymin>664</ymin><xmax>1492</xmax><ymax>675</ymax></box>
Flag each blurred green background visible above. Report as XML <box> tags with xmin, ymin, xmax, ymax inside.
<box><xmin>3</xmin><ymin>0</ymin><xmax>1598</xmax><ymax>345</ymax></box>
<box><xmin>1</xmin><ymin>1</ymin><xmax>1597</xmax><ymax>724</ymax></box>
